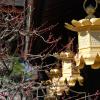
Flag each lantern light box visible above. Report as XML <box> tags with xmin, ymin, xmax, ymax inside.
<box><xmin>65</xmin><ymin>18</ymin><xmax>100</xmax><ymax>69</ymax></box>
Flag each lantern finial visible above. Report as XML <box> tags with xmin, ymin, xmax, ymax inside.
<box><xmin>83</xmin><ymin>0</ymin><xmax>98</xmax><ymax>19</ymax></box>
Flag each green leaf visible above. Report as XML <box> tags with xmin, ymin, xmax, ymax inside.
<box><xmin>11</xmin><ymin>58</ymin><xmax>24</xmax><ymax>76</ymax></box>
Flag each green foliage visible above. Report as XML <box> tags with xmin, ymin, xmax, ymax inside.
<box><xmin>9</xmin><ymin>57</ymin><xmax>34</xmax><ymax>82</ymax></box>
<box><xmin>10</xmin><ymin>58</ymin><xmax>24</xmax><ymax>76</ymax></box>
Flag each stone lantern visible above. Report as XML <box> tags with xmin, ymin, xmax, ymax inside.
<box><xmin>65</xmin><ymin>0</ymin><xmax>100</xmax><ymax>69</ymax></box>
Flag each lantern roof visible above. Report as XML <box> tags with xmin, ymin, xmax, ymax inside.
<box><xmin>65</xmin><ymin>18</ymin><xmax>100</xmax><ymax>32</ymax></box>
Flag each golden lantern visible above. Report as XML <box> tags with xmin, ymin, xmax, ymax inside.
<box><xmin>65</xmin><ymin>0</ymin><xmax>100</xmax><ymax>69</ymax></box>
<box><xmin>58</xmin><ymin>50</ymin><xmax>84</xmax><ymax>87</ymax></box>
<box><xmin>48</xmin><ymin>51</ymin><xmax>84</xmax><ymax>96</ymax></box>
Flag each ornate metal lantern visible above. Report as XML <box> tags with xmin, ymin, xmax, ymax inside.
<box><xmin>58</xmin><ymin>50</ymin><xmax>84</xmax><ymax>86</ymax></box>
<box><xmin>47</xmin><ymin>51</ymin><xmax>84</xmax><ymax>97</ymax></box>
<box><xmin>65</xmin><ymin>0</ymin><xmax>100</xmax><ymax>69</ymax></box>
